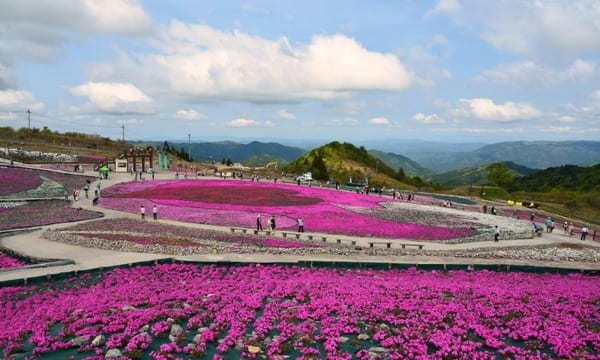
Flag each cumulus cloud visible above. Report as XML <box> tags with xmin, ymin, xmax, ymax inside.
<box><xmin>413</xmin><ymin>112</ymin><xmax>445</xmax><ymax>124</ymax></box>
<box><xmin>0</xmin><ymin>0</ymin><xmax>151</xmax><ymax>35</ymax></box>
<box><xmin>0</xmin><ymin>89</ymin><xmax>44</xmax><ymax>111</ymax></box>
<box><xmin>175</xmin><ymin>109</ymin><xmax>207</xmax><ymax>120</ymax></box>
<box><xmin>426</xmin><ymin>0</ymin><xmax>461</xmax><ymax>17</ymax></box>
<box><xmin>454</xmin><ymin>98</ymin><xmax>541</xmax><ymax>122</ymax></box>
<box><xmin>450</xmin><ymin>0</ymin><xmax>600</xmax><ymax>55</ymax></box>
<box><xmin>91</xmin><ymin>22</ymin><xmax>412</xmax><ymax>103</ymax></box>
<box><xmin>226</xmin><ymin>118</ymin><xmax>260</xmax><ymax>127</ymax></box>
<box><xmin>277</xmin><ymin>109</ymin><xmax>296</xmax><ymax>120</ymax></box>
<box><xmin>477</xmin><ymin>59</ymin><xmax>597</xmax><ymax>86</ymax></box>
<box><xmin>368</xmin><ymin>117</ymin><xmax>390</xmax><ymax>125</ymax></box>
<box><xmin>70</xmin><ymin>82</ymin><xmax>153</xmax><ymax>114</ymax></box>
<box><xmin>330</xmin><ymin>118</ymin><xmax>360</xmax><ymax>126</ymax></box>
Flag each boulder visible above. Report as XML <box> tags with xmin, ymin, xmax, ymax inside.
<box><xmin>91</xmin><ymin>335</ymin><xmax>105</xmax><ymax>346</ymax></box>
<box><xmin>71</xmin><ymin>335</ymin><xmax>88</xmax><ymax>347</ymax></box>
<box><xmin>105</xmin><ymin>349</ymin><xmax>122</xmax><ymax>358</ymax></box>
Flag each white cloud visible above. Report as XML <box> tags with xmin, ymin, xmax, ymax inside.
<box><xmin>117</xmin><ymin>118</ymin><xmax>142</xmax><ymax>125</ymax></box>
<box><xmin>264</xmin><ymin>120</ymin><xmax>275</xmax><ymax>127</ymax></box>
<box><xmin>547</xmin><ymin>126</ymin><xmax>571</xmax><ymax>133</ymax></box>
<box><xmin>92</xmin><ymin>22</ymin><xmax>412</xmax><ymax>103</ymax></box>
<box><xmin>474</xmin><ymin>0</ymin><xmax>600</xmax><ymax>55</ymax></box>
<box><xmin>426</xmin><ymin>0</ymin><xmax>461</xmax><ymax>17</ymax></box>
<box><xmin>330</xmin><ymin>118</ymin><xmax>360</xmax><ymax>126</ymax></box>
<box><xmin>558</xmin><ymin>115</ymin><xmax>575</xmax><ymax>123</ymax></box>
<box><xmin>477</xmin><ymin>59</ymin><xmax>596</xmax><ymax>86</ymax></box>
<box><xmin>368</xmin><ymin>117</ymin><xmax>390</xmax><ymax>125</ymax></box>
<box><xmin>0</xmin><ymin>0</ymin><xmax>151</xmax><ymax>35</ymax></box>
<box><xmin>277</xmin><ymin>109</ymin><xmax>296</xmax><ymax>120</ymax></box>
<box><xmin>0</xmin><ymin>89</ymin><xmax>44</xmax><ymax>111</ymax></box>
<box><xmin>227</xmin><ymin>118</ymin><xmax>260</xmax><ymax>127</ymax></box>
<box><xmin>413</xmin><ymin>112</ymin><xmax>445</xmax><ymax>124</ymax></box>
<box><xmin>70</xmin><ymin>82</ymin><xmax>153</xmax><ymax>114</ymax></box>
<box><xmin>455</xmin><ymin>98</ymin><xmax>541</xmax><ymax>122</ymax></box>
<box><xmin>175</xmin><ymin>109</ymin><xmax>207</xmax><ymax>120</ymax></box>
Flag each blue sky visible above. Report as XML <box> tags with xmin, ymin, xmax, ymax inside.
<box><xmin>0</xmin><ymin>0</ymin><xmax>599</xmax><ymax>143</ymax></box>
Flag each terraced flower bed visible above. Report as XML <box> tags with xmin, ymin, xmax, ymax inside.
<box><xmin>0</xmin><ymin>200</ymin><xmax>103</xmax><ymax>231</ymax></box>
<box><xmin>0</xmin><ymin>166</ymin><xmax>94</xmax><ymax>199</ymax></box>
<box><xmin>45</xmin><ymin>218</ymin><xmax>321</xmax><ymax>254</ymax></box>
<box><xmin>99</xmin><ymin>180</ymin><xmax>479</xmax><ymax>241</ymax></box>
<box><xmin>0</xmin><ymin>252</ymin><xmax>25</xmax><ymax>269</ymax></box>
<box><xmin>1</xmin><ymin>264</ymin><xmax>599</xmax><ymax>359</ymax></box>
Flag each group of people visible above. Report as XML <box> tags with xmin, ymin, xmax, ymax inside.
<box><xmin>140</xmin><ymin>205</ymin><xmax>158</xmax><ymax>220</ymax></box>
<box><xmin>482</xmin><ymin>205</ymin><xmax>498</xmax><ymax>215</ymax></box>
<box><xmin>256</xmin><ymin>214</ymin><xmax>304</xmax><ymax>232</ymax></box>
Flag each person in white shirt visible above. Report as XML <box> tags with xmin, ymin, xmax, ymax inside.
<box><xmin>153</xmin><ymin>205</ymin><xmax>158</xmax><ymax>220</ymax></box>
<box><xmin>581</xmin><ymin>226</ymin><xmax>588</xmax><ymax>241</ymax></box>
<box><xmin>140</xmin><ymin>205</ymin><xmax>145</xmax><ymax>220</ymax></box>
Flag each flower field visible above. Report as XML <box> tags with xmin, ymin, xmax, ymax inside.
<box><xmin>99</xmin><ymin>180</ymin><xmax>478</xmax><ymax>241</ymax></box>
<box><xmin>0</xmin><ymin>200</ymin><xmax>103</xmax><ymax>231</ymax></box>
<box><xmin>46</xmin><ymin>218</ymin><xmax>321</xmax><ymax>254</ymax></box>
<box><xmin>0</xmin><ymin>166</ymin><xmax>94</xmax><ymax>199</ymax></box>
<box><xmin>0</xmin><ymin>252</ymin><xmax>24</xmax><ymax>269</ymax></box>
<box><xmin>1</xmin><ymin>264</ymin><xmax>599</xmax><ymax>359</ymax></box>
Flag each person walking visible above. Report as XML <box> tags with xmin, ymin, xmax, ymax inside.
<box><xmin>494</xmin><ymin>225</ymin><xmax>500</xmax><ymax>242</ymax></box>
<box><xmin>270</xmin><ymin>216</ymin><xmax>276</xmax><ymax>231</ymax></box>
<box><xmin>297</xmin><ymin>217</ymin><xmax>304</xmax><ymax>232</ymax></box>
<box><xmin>530</xmin><ymin>212</ymin><xmax>535</xmax><ymax>221</ymax></box>
<box><xmin>563</xmin><ymin>221</ymin><xmax>568</xmax><ymax>234</ymax></box>
<box><xmin>83</xmin><ymin>183</ymin><xmax>89</xmax><ymax>199</ymax></box>
<box><xmin>581</xmin><ymin>226</ymin><xmax>588</xmax><ymax>241</ymax></box>
<box><xmin>140</xmin><ymin>205</ymin><xmax>145</xmax><ymax>220</ymax></box>
<box><xmin>153</xmin><ymin>205</ymin><xmax>158</xmax><ymax>220</ymax></box>
<box><xmin>545</xmin><ymin>218</ymin><xmax>552</xmax><ymax>233</ymax></box>
<box><xmin>256</xmin><ymin>214</ymin><xmax>263</xmax><ymax>231</ymax></box>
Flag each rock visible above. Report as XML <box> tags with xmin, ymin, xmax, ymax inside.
<box><xmin>105</xmin><ymin>349</ymin><xmax>122</xmax><ymax>358</ymax></box>
<box><xmin>339</xmin><ymin>336</ymin><xmax>349</xmax><ymax>343</ymax></box>
<box><xmin>169</xmin><ymin>323</ymin><xmax>184</xmax><ymax>342</ymax></box>
<box><xmin>91</xmin><ymin>335</ymin><xmax>105</xmax><ymax>346</ymax></box>
<box><xmin>183</xmin><ymin>303</ymin><xmax>192</xmax><ymax>308</ymax></box>
<box><xmin>248</xmin><ymin>345</ymin><xmax>262</xmax><ymax>354</ymax></box>
<box><xmin>197</xmin><ymin>327</ymin><xmax>209</xmax><ymax>333</ymax></box>
<box><xmin>122</xmin><ymin>305</ymin><xmax>137</xmax><ymax>311</ymax></box>
<box><xmin>186</xmin><ymin>343</ymin><xmax>196</xmax><ymax>350</ymax></box>
<box><xmin>358</xmin><ymin>334</ymin><xmax>370</xmax><ymax>341</ymax></box>
<box><xmin>71</xmin><ymin>335</ymin><xmax>88</xmax><ymax>346</ymax></box>
<box><xmin>369</xmin><ymin>346</ymin><xmax>389</xmax><ymax>353</ymax></box>
<box><xmin>193</xmin><ymin>334</ymin><xmax>202</xmax><ymax>344</ymax></box>
<box><xmin>139</xmin><ymin>324</ymin><xmax>149</xmax><ymax>333</ymax></box>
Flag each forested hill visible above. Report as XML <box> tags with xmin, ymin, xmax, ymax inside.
<box><xmin>508</xmin><ymin>164</ymin><xmax>600</xmax><ymax>192</ymax></box>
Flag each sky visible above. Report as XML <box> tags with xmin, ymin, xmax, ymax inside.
<box><xmin>0</xmin><ymin>0</ymin><xmax>599</xmax><ymax>143</ymax></box>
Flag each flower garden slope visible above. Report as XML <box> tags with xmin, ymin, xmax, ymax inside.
<box><xmin>100</xmin><ymin>180</ymin><xmax>477</xmax><ymax>241</ymax></box>
<box><xmin>0</xmin><ymin>200</ymin><xmax>103</xmax><ymax>231</ymax></box>
<box><xmin>0</xmin><ymin>166</ymin><xmax>94</xmax><ymax>199</ymax></box>
<box><xmin>0</xmin><ymin>264</ymin><xmax>599</xmax><ymax>359</ymax></box>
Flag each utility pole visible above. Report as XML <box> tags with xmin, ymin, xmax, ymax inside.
<box><xmin>27</xmin><ymin>109</ymin><xmax>31</xmax><ymax>129</ymax></box>
<box><xmin>121</xmin><ymin>124</ymin><xmax>125</xmax><ymax>141</ymax></box>
<box><xmin>188</xmin><ymin>133</ymin><xmax>191</xmax><ymax>161</ymax></box>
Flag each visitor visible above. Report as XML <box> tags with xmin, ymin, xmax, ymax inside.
<box><xmin>483</xmin><ymin>205</ymin><xmax>487</xmax><ymax>214</ymax></box>
<box><xmin>64</xmin><ymin>190</ymin><xmax>69</xmax><ymax>201</ymax></box>
<box><xmin>256</xmin><ymin>214</ymin><xmax>263</xmax><ymax>231</ymax></box>
<box><xmin>150</xmin><ymin>168</ymin><xmax>155</xmax><ymax>180</ymax></box>
<box><xmin>581</xmin><ymin>226</ymin><xmax>588</xmax><ymax>241</ymax></box>
<box><xmin>140</xmin><ymin>205</ymin><xmax>145</xmax><ymax>220</ymax></box>
<box><xmin>569</xmin><ymin>222</ymin><xmax>575</xmax><ymax>236</ymax></box>
<box><xmin>83</xmin><ymin>183</ymin><xmax>89</xmax><ymax>199</ymax></box>
<box><xmin>270</xmin><ymin>216</ymin><xmax>276</xmax><ymax>231</ymax></box>
<box><xmin>494</xmin><ymin>225</ymin><xmax>500</xmax><ymax>242</ymax></box>
<box><xmin>153</xmin><ymin>205</ymin><xmax>158</xmax><ymax>220</ymax></box>
<box><xmin>175</xmin><ymin>172</ymin><xmax>179</xmax><ymax>179</ymax></box>
<box><xmin>92</xmin><ymin>196</ymin><xmax>98</xmax><ymax>206</ymax></box>
<box><xmin>545</xmin><ymin>218</ymin><xmax>552</xmax><ymax>233</ymax></box>
<box><xmin>392</xmin><ymin>190</ymin><xmax>396</xmax><ymax>200</ymax></box>
<box><xmin>534</xmin><ymin>222</ymin><xmax>543</xmax><ymax>236</ymax></box>
<box><xmin>336</xmin><ymin>182</ymin><xmax>340</xmax><ymax>190</ymax></box>
<box><xmin>297</xmin><ymin>217</ymin><xmax>304</xmax><ymax>233</ymax></box>
<box><xmin>549</xmin><ymin>219</ymin><xmax>554</xmax><ymax>233</ymax></box>
<box><xmin>491</xmin><ymin>206</ymin><xmax>497</xmax><ymax>215</ymax></box>
<box><xmin>530</xmin><ymin>213</ymin><xmax>535</xmax><ymax>221</ymax></box>
<box><xmin>563</xmin><ymin>221</ymin><xmax>568</xmax><ymax>234</ymax></box>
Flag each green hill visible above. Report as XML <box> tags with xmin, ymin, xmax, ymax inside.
<box><xmin>509</xmin><ymin>164</ymin><xmax>600</xmax><ymax>193</ymax></box>
<box><xmin>430</xmin><ymin>161</ymin><xmax>536</xmax><ymax>186</ymax></box>
<box><xmin>368</xmin><ymin>150</ymin><xmax>433</xmax><ymax>176</ymax></box>
<box><xmin>409</xmin><ymin>140</ymin><xmax>600</xmax><ymax>172</ymax></box>
<box><xmin>283</xmin><ymin>141</ymin><xmax>436</xmax><ymax>188</ymax></box>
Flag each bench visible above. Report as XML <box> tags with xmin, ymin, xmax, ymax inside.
<box><xmin>401</xmin><ymin>243</ymin><xmax>424</xmax><ymax>250</ymax></box>
<box><xmin>369</xmin><ymin>242</ymin><xmax>392</xmax><ymax>248</ymax></box>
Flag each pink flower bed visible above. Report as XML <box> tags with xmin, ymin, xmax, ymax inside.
<box><xmin>1</xmin><ymin>264</ymin><xmax>599</xmax><ymax>359</ymax></box>
<box><xmin>0</xmin><ymin>252</ymin><xmax>25</xmax><ymax>269</ymax></box>
<box><xmin>0</xmin><ymin>167</ymin><xmax>42</xmax><ymax>195</ymax></box>
<box><xmin>99</xmin><ymin>180</ymin><xmax>475</xmax><ymax>240</ymax></box>
<box><xmin>0</xmin><ymin>200</ymin><xmax>103</xmax><ymax>231</ymax></box>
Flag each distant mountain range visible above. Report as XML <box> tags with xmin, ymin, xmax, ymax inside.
<box><xmin>509</xmin><ymin>164</ymin><xmax>600</xmax><ymax>193</ymax></box>
<box><xmin>426</xmin><ymin>161</ymin><xmax>536</xmax><ymax>186</ymax></box>
<box><xmin>367</xmin><ymin>150</ymin><xmax>434</xmax><ymax>177</ymax></box>
<box><xmin>136</xmin><ymin>140</ymin><xmax>306</xmax><ymax>166</ymax></box>
<box><xmin>403</xmin><ymin>141</ymin><xmax>600</xmax><ymax>172</ymax></box>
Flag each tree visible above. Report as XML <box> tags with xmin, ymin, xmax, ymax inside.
<box><xmin>226</xmin><ymin>158</ymin><xmax>233</xmax><ymax>166</ymax></box>
<box><xmin>485</xmin><ymin>162</ymin><xmax>513</xmax><ymax>188</ymax></box>
<box><xmin>397</xmin><ymin>167</ymin><xmax>405</xmax><ymax>180</ymax></box>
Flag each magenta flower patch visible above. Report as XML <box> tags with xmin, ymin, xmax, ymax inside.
<box><xmin>0</xmin><ymin>264</ymin><xmax>598</xmax><ymax>359</ymax></box>
<box><xmin>99</xmin><ymin>180</ymin><xmax>475</xmax><ymax>240</ymax></box>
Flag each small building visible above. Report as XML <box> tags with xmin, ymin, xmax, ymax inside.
<box><xmin>114</xmin><ymin>158</ymin><xmax>128</xmax><ymax>172</ymax></box>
